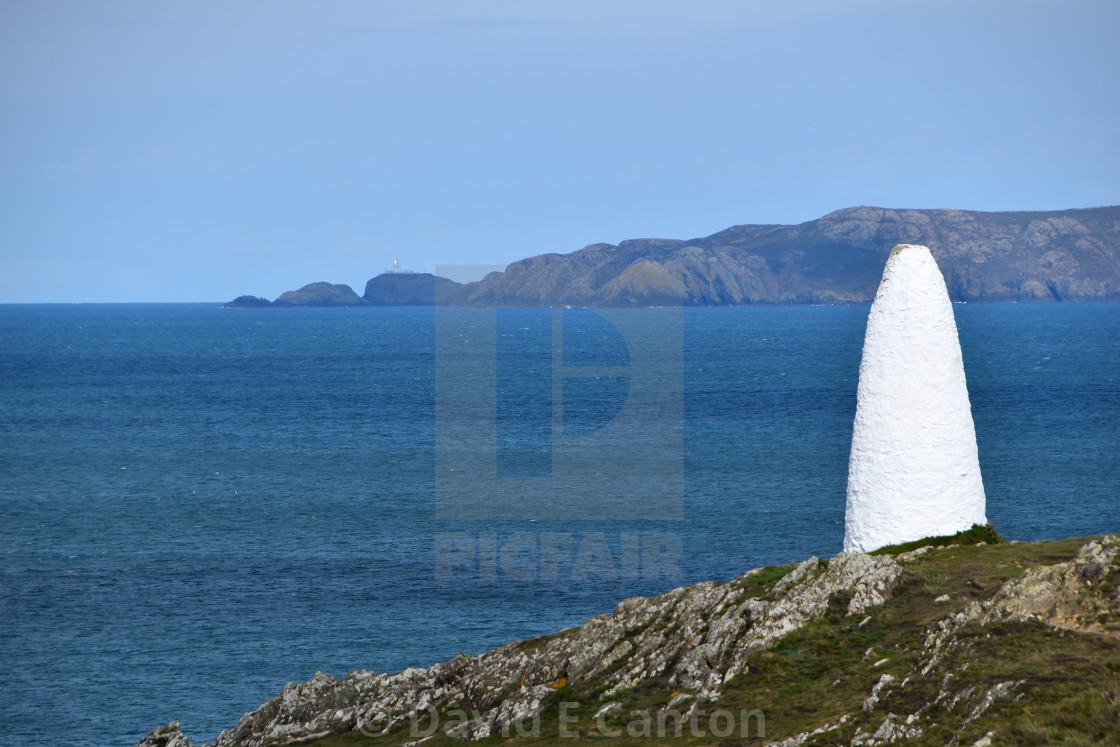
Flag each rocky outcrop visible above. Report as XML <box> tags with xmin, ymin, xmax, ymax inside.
<box><xmin>792</xmin><ymin>535</ymin><xmax>1120</xmax><ymax>746</ymax></box>
<box><xmin>271</xmin><ymin>282</ymin><xmax>367</xmax><ymax>307</ymax></box>
<box><xmin>137</xmin><ymin>721</ymin><xmax>195</xmax><ymax>747</ymax></box>
<box><xmin>138</xmin><ymin>552</ymin><xmax>905</xmax><ymax>746</ymax></box>
<box><xmin>220</xmin><ymin>295</ymin><xmax>272</xmax><ymax>308</ymax></box>
<box><xmin>138</xmin><ymin>534</ymin><xmax>1120</xmax><ymax>746</ymax></box>
<box><xmin>984</xmin><ymin>537</ymin><xmax>1119</xmax><ymax>631</ymax></box>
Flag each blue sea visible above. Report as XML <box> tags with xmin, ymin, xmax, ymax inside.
<box><xmin>1</xmin><ymin>302</ymin><xmax>1117</xmax><ymax>746</ymax></box>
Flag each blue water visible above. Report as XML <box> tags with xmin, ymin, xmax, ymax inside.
<box><xmin>0</xmin><ymin>303</ymin><xmax>1116</xmax><ymax>746</ymax></box>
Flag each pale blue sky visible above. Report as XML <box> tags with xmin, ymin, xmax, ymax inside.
<box><xmin>2</xmin><ymin>0</ymin><xmax>1117</xmax><ymax>302</ymax></box>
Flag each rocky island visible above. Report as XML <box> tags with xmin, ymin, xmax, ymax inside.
<box><xmin>223</xmin><ymin>205</ymin><xmax>1120</xmax><ymax>308</ymax></box>
<box><xmin>139</xmin><ymin>530</ymin><xmax>1120</xmax><ymax>746</ymax></box>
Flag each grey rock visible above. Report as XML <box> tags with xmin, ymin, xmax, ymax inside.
<box><xmin>863</xmin><ymin>673</ymin><xmax>896</xmax><ymax>713</ymax></box>
<box><xmin>963</xmin><ymin>680</ymin><xmax>1025</xmax><ymax>727</ymax></box>
<box><xmin>983</xmin><ymin>535</ymin><xmax>1118</xmax><ymax>627</ymax></box>
<box><xmin>136</xmin><ymin>721</ymin><xmax>195</xmax><ymax>747</ymax></box>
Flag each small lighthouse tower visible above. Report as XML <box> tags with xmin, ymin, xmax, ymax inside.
<box><xmin>844</xmin><ymin>244</ymin><xmax>987</xmax><ymax>553</ymax></box>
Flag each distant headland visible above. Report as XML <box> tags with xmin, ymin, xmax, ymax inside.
<box><xmin>222</xmin><ymin>205</ymin><xmax>1120</xmax><ymax>307</ymax></box>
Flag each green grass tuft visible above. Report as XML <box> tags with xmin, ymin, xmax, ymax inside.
<box><xmin>870</xmin><ymin>522</ymin><xmax>1005</xmax><ymax>555</ymax></box>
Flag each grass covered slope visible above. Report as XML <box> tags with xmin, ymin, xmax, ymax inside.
<box><xmin>140</xmin><ymin>532</ymin><xmax>1120</xmax><ymax>747</ymax></box>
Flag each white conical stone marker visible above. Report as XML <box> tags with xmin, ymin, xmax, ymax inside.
<box><xmin>844</xmin><ymin>244</ymin><xmax>987</xmax><ymax>553</ymax></box>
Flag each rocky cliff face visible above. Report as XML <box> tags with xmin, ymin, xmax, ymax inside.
<box><xmin>448</xmin><ymin>206</ymin><xmax>1120</xmax><ymax>306</ymax></box>
<box><xmin>811</xmin><ymin>206</ymin><xmax>1120</xmax><ymax>303</ymax></box>
<box><xmin>138</xmin><ymin>533</ymin><xmax>1120</xmax><ymax>747</ymax></box>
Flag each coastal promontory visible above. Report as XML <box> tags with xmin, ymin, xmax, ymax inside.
<box><xmin>138</xmin><ymin>531</ymin><xmax>1120</xmax><ymax>746</ymax></box>
<box><xmin>223</xmin><ymin>205</ymin><xmax>1120</xmax><ymax>308</ymax></box>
